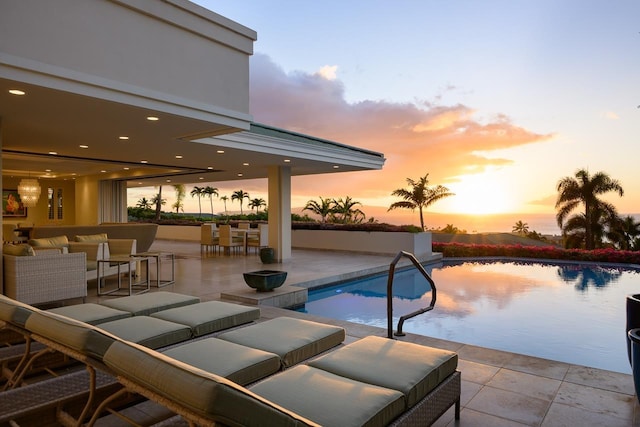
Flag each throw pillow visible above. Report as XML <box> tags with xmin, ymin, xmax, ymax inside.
<box><xmin>3</xmin><ymin>244</ymin><xmax>35</xmax><ymax>256</ymax></box>
<box><xmin>28</xmin><ymin>235</ymin><xmax>69</xmax><ymax>247</ymax></box>
<box><xmin>75</xmin><ymin>233</ymin><xmax>108</xmax><ymax>242</ymax></box>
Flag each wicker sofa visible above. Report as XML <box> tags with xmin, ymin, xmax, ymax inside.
<box><xmin>2</xmin><ymin>251</ymin><xmax>87</xmax><ymax>305</ymax></box>
<box><xmin>30</xmin><ymin>223</ymin><xmax>157</xmax><ymax>253</ymax></box>
<box><xmin>27</xmin><ymin>234</ymin><xmax>137</xmax><ymax>282</ymax></box>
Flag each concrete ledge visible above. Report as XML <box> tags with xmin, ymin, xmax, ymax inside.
<box><xmin>221</xmin><ymin>286</ymin><xmax>307</xmax><ymax>309</ymax></box>
<box><xmin>292</xmin><ymin>230</ymin><xmax>433</xmax><ymax>258</ymax></box>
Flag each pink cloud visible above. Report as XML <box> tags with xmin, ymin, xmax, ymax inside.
<box><xmin>250</xmin><ymin>54</ymin><xmax>553</xmax><ymax>202</ymax></box>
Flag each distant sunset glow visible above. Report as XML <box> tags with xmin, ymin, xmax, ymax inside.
<box><xmin>445</xmin><ymin>173</ymin><xmax>514</xmax><ymax>215</ymax></box>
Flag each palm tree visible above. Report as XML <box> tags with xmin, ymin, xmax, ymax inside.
<box><xmin>303</xmin><ymin>197</ymin><xmax>334</xmax><ymax>223</ymax></box>
<box><xmin>220</xmin><ymin>195</ymin><xmax>229</xmax><ymax>218</ymax></box>
<box><xmin>172</xmin><ymin>184</ymin><xmax>186</xmax><ymax>214</ymax></box>
<box><xmin>555</xmin><ymin>169</ymin><xmax>624</xmax><ymax>250</ymax></box>
<box><xmin>331</xmin><ymin>196</ymin><xmax>365</xmax><ymax>224</ymax></box>
<box><xmin>441</xmin><ymin>224</ymin><xmax>461</xmax><ymax>234</ymax></box>
<box><xmin>190</xmin><ymin>186</ymin><xmax>205</xmax><ymax>219</ymax></box>
<box><xmin>231</xmin><ymin>190</ymin><xmax>250</xmax><ymax>214</ymax></box>
<box><xmin>136</xmin><ymin>197</ymin><xmax>152</xmax><ymax>210</ymax></box>
<box><xmin>512</xmin><ymin>220</ymin><xmax>529</xmax><ymax>235</ymax></box>
<box><xmin>388</xmin><ymin>174</ymin><xmax>454</xmax><ymax>231</ymax></box>
<box><xmin>151</xmin><ymin>187</ymin><xmax>166</xmax><ymax>221</ymax></box>
<box><xmin>203</xmin><ymin>186</ymin><xmax>219</xmax><ymax>219</ymax></box>
<box><xmin>249</xmin><ymin>197</ymin><xmax>266</xmax><ymax>214</ymax></box>
<box><xmin>607</xmin><ymin>215</ymin><xmax>640</xmax><ymax>250</ymax></box>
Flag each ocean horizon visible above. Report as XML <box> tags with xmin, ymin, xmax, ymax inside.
<box><xmin>192</xmin><ymin>207</ymin><xmax>639</xmax><ymax>237</ymax></box>
<box><xmin>367</xmin><ymin>210</ymin><xmax>565</xmax><ymax>235</ymax></box>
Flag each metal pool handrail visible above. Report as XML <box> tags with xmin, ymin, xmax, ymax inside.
<box><xmin>387</xmin><ymin>251</ymin><xmax>437</xmax><ymax>338</ymax></box>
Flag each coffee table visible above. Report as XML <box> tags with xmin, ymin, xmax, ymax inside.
<box><xmin>97</xmin><ymin>255</ymin><xmax>150</xmax><ymax>296</ymax></box>
<box><xmin>135</xmin><ymin>251</ymin><xmax>175</xmax><ymax>287</ymax></box>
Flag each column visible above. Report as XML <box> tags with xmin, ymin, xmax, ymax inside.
<box><xmin>267</xmin><ymin>165</ymin><xmax>292</xmax><ymax>261</ymax></box>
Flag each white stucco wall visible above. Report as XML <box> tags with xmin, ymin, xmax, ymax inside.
<box><xmin>291</xmin><ymin>230</ymin><xmax>433</xmax><ymax>258</ymax></box>
<box><xmin>0</xmin><ymin>0</ymin><xmax>256</xmax><ymax>126</ymax></box>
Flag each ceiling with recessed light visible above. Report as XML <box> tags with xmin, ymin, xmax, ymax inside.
<box><xmin>0</xmin><ymin>78</ymin><xmax>384</xmax><ymax>188</ymax></box>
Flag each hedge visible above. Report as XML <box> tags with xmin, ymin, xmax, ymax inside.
<box><xmin>432</xmin><ymin>242</ymin><xmax>640</xmax><ymax>264</ymax></box>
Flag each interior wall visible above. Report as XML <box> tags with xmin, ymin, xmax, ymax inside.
<box><xmin>2</xmin><ymin>176</ymin><xmax>76</xmax><ymax>226</ymax></box>
<box><xmin>74</xmin><ymin>175</ymin><xmax>99</xmax><ymax>225</ymax></box>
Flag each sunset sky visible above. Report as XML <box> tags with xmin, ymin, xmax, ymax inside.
<box><xmin>130</xmin><ymin>1</ymin><xmax>640</xmax><ymax>229</ymax></box>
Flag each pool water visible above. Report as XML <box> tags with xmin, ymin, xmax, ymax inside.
<box><xmin>297</xmin><ymin>260</ymin><xmax>640</xmax><ymax>374</ymax></box>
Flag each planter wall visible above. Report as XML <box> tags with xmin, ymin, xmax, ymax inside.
<box><xmin>156</xmin><ymin>225</ymin><xmax>200</xmax><ymax>241</ymax></box>
<box><xmin>156</xmin><ymin>225</ymin><xmax>435</xmax><ymax>259</ymax></box>
<box><xmin>292</xmin><ymin>229</ymin><xmax>432</xmax><ymax>258</ymax></box>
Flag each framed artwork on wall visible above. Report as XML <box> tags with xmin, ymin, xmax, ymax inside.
<box><xmin>2</xmin><ymin>189</ymin><xmax>27</xmax><ymax>217</ymax></box>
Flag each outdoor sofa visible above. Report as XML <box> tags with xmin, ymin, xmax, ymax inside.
<box><xmin>2</xmin><ymin>245</ymin><xmax>87</xmax><ymax>305</ymax></box>
<box><xmin>27</xmin><ymin>233</ymin><xmax>137</xmax><ymax>282</ymax></box>
<box><xmin>30</xmin><ymin>223</ymin><xmax>157</xmax><ymax>253</ymax></box>
<box><xmin>0</xmin><ymin>292</ymin><xmax>460</xmax><ymax>426</ymax></box>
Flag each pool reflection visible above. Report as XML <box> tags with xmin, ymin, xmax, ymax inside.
<box><xmin>298</xmin><ymin>260</ymin><xmax>640</xmax><ymax>373</ymax></box>
<box><xmin>556</xmin><ymin>265</ymin><xmax>623</xmax><ymax>290</ymax></box>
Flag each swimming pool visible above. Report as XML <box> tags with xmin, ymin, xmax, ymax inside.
<box><xmin>296</xmin><ymin>259</ymin><xmax>640</xmax><ymax>374</ymax></box>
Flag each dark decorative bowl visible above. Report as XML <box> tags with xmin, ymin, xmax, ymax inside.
<box><xmin>243</xmin><ymin>270</ymin><xmax>287</xmax><ymax>292</ymax></box>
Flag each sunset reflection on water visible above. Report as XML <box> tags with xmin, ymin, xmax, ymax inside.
<box><xmin>299</xmin><ymin>260</ymin><xmax>640</xmax><ymax>374</ymax></box>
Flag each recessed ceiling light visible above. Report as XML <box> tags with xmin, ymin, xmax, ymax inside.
<box><xmin>138</xmin><ymin>182</ymin><xmax>143</xmax><ymax>185</ymax></box>
<box><xmin>166</xmin><ymin>179</ymin><xmax>171</xmax><ymax>182</ymax></box>
<box><xmin>333</xmin><ymin>165</ymin><xmax>340</xmax><ymax>169</ymax></box>
<box><xmin>146</xmin><ymin>116</ymin><xmax>159</xmax><ymax>121</ymax></box>
<box><xmin>100</xmin><ymin>170</ymin><xmax>107</xmax><ymax>173</ymax></box>
<box><xmin>284</xmin><ymin>159</ymin><xmax>291</xmax><ymax>163</ymax></box>
<box><xmin>199</xmin><ymin>177</ymin><xmax>204</xmax><ymax>180</ymax></box>
<box><xmin>79</xmin><ymin>145</ymin><xmax>89</xmax><ymax>149</ymax></box>
<box><xmin>119</xmin><ymin>136</ymin><xmax>129</xmax><ymax>140</ymax></box>
<box><xmin>49</xmin><ymin>151</ymin><xmax>57</xmax><ymax>155</ymax></box>
<box><xmin>45</xmin><ymin>169</ymin><xmax>51</xmax><ymax>172</ymax></box>
<box><xmin>242</xmin><ymin>162</ymin><xmax>249</xmax><ymax>166</ymax></box>
<box><xmin>9</xmin><ymin>89</ymin><xmax>25</xmax><ymax>96</ymax></box>
<box><xmin>175</xmin><ymin>155</ymin><xmax>183</xmax><ymax>159</ymax></box>
<box><xmin>237</xmin><ymin>173</ymin><xmax>243</xmax><ymax>177</ymax></box>
<box><xmin>207</xmin><ymin>166</ymin><xmax>213</xmax><ymax>170</ymax></box>
<box><xmin>216</xmin><ymin>150</ymin><xmax>224</xmax><ymax>154</ymax></box>
<box><xmin>123</xmin><ymin>167</ymin><xmax>130</xmax><ymax>170</ymax></box>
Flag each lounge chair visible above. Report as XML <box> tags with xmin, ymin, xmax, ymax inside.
<box><xmin>102</xmin><ymin>336</ymin><xmax>460</xmax><ymax>426</ymax></box>
<box><xmin>0</xmin><ymin>294</ymin><xmax>460</xmax><ymax>426</ymax></box>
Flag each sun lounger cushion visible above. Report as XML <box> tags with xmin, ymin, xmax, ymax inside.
<box><xmin>100</xmin><ymin>291</ymin><xmax>200</xmax><ymax>316</ymax></box>
<box><xmin>0</xmin><ymin>295</ymin><xmax>36</xmax><ymax>327</ymax></box>
<box><xmin>150</xmin><ymin>301</ymin><xmax>260</xmax><ymax>337</ymax></box>
<box><xmin>98</xmin><ymin>316</ymin><xmax>191</xmax><ymax>349</ymax></box>
<box><xmin>250</xmin><ymin>365</ymin><xmax>405</xmax><ymax>427</ymax></box>
<box><xmin>24</xmin><ymin>310</ymin><xmax>117</xmax><ymax>360</ymax></box>
<box><xmin>103</xmin><ymin>340</ymin><xmax>318</xmax><ymax>426</ymax></box>
<box><xmin>47</xmin><ymin>303</ymin><xmax>131</xmax><ymax>325</ymax></box>
<box><xmin>309</xmin><ymin>336</ymin><xmax>458</xmax><ymax>409</ymax></box>
<box><xmin>217</xmin><ymin>317</ymin><xmax>345</xmax><ymax>368</ymax></box>
<box><xmin>162</xmin><ymin>338</ymin><xmax>281</xmax><ymax>386</ymax></box>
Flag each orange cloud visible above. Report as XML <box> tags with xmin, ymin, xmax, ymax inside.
<box><xmin>250</xmin><ymin>54</ymin><xmax>553</xmax><ymax>203</ymax></box>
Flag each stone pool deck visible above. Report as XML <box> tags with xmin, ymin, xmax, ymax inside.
<box><xmin>85</xmin><ymin>239</ymin><xmax>639</xmax><ymax>426</ymax></box>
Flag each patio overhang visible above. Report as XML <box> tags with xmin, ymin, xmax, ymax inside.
<box><xmin>0</xmin><ymin>0</ymin><xmax>386</xmax><ymax>263</ymax></box>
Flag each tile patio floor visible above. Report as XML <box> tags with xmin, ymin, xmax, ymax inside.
<box><xmin>87</xmin><ymin>239</ymin><xmax>639</xmax><ymax>426</ymax></box>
